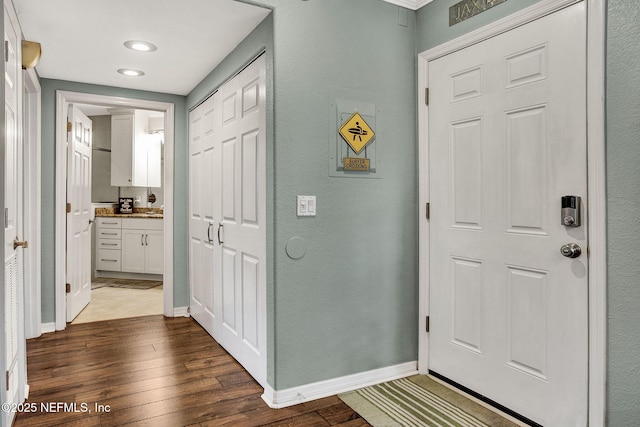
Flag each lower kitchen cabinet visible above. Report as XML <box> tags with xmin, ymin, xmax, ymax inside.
<box><xmin>121</xmin><ymin>218</ymin><xmax>164</xmax><ymax>274</ymax></box>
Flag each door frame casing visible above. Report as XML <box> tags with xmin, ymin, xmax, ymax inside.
<box><xmin>55</xmin><ymin>91</ymin><xmax>175</xmax><ymax>329</ymax></box>
<box><xmin>416</xmin><ymin>0</ymin><xmax>606</xmax><ymax>424</ymax></box>
<box><xmin>23</xmin><ymin>67</ymin><xmax>42</xmax><ymax>339</ymax></box>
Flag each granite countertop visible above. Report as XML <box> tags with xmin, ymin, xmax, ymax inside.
<box><xmin>95</xmin><ymin>207</ymin><xmax>164</xmax><ymax>218</ymax></box>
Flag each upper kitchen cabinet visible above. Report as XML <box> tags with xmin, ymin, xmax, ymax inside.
<box><xmin>110</xmin><ymin>109</ymin><xmax>162</xmax><ymax>187</ymax></box>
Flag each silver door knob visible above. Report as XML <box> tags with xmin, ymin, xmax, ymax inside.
<box><xmin>560</xmin><ymin>243</ymin><xmax>582</xmax><ymax>258</ymax></box>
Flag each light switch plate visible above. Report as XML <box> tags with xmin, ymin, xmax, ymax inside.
<box><xmin>297</xmin><ymin>196</ymin><xmax>316</xmax><ymax>217</ymax></box>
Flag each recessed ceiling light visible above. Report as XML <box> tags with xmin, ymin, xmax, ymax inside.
<box><xmin>117</xmin><ymin>68</ymin><xmax>145</xmax><ymax>77</ymax></box>
<box><xmin>124</xmin><ymin>40</ymin><xmax>157</xmax><ymax>52</ymax></box>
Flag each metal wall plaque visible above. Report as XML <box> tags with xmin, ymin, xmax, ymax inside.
<box><xmin>343</xmin><ymin>157</ymin><xmax>370</xmax><ymax>172</ymax></box>
<box><xmin>449</xmin><ymin>0</ymin><xmax>508</xmax><ymax>26</ymax></box>
<box><xmin>339</xmin><ymin>112</ymin><xmax>375</xmax><ymax>155</ymax></box>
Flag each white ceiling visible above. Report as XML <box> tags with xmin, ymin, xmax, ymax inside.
<box><xmin>12</xmin><ymin>0</ymin><xmax>271</xmax><ymax>96</ymax></box>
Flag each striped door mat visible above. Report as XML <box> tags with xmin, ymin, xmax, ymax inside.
<box><xmin>339</xmin><ymin>376</ymin><xmax>519</xmax><ymax>427</ymax></box>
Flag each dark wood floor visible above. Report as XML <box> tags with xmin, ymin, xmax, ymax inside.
<box><xmin>15</xmin><ymin>315</ymin><xmax>370</xmax><ymax>427</ymax></box>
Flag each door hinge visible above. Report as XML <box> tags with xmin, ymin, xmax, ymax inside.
<box><xmin>5</xmin><ymin>370</ymin><xmax>9</xmax><ymax>390</ymax></box>
<box><xmin>425</xmin><ymin>202</ymin><xmax>430</xmax><ymax>220</ymax></box>
<box><xmin>66</xmin><ymin>283</ymin><xmax>71</xmax><ymax>293</ymax></box>
<box><xmin>4</xmin><ymin>208</ymin><xmax>8</xmax><ymax>228</ymax></box>
<box><xmin>67</xmin><ymin>121</ymin><xmax>72</xmax><ymax>133</ymax></box>
<box><xmin>66</xmin><ymin>202</ymin><xmax>71</xmax><ymax>213</ymax></box>
<box><xmin>425</xmin><ymin>316</ymin><xmax>430</xmax><ymax>333</ymax></box>
<box><xmin>424</xmin><ymin>87</ymin><xmax>429</xmax><ymax>106</ymax></box>
<box><xmin>4</xmin><ymin>41</ymin><xmax>8</xmax><ymax>63</ymax></box>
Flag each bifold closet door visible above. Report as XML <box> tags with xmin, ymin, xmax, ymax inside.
<box><xmin>189</xmin><ymin>55</ymin><xmax>267</xmax><ymax>387</ymax></box>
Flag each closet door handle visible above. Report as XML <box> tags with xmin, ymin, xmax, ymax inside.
<box><xmin>141</xmin><ymin>234</ymin><xmax>144</xmax><ymax>246</ymax></box>
<box><xmin>145</xmin><ymin>234</ymin><xmax>149</xmax><ymax>246</ymax></box>
<box><xmin>217</xmin><ymin>223</ymin><xmax>224</xmax><ymax>245</ymax></box>
<box><xmin>207</xmin><ymin>223</ymin><xmax>213</xmax><ymax>243</ymax></box>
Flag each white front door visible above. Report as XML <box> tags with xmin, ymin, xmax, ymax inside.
<box><xmin>66</xmin><ymin>105</ymin><xmax>93</xmax><ymax>322</ymax></box>
<box><xmin>4</xmin><ymin>0</ymin><xmax>26</xmax><ymax>423</ymax></box>
<box><xmin>428</xmin><ymin>3</ymin><xmax>587</xmax><ymax>425</ymax></box>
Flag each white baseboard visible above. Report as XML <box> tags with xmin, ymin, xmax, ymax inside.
<box><xmin>261</xmin><ymin>361</ymin><xmax>418</xmax><ymax>409</ymax></box>
<box><xmin>173</xmin><ymin>307</ymin><xmax>190</xmax><ymax>317</ymax></box>
<box><xmin>41</xmin><ymin>322</ymin><xmax>56</xmax><ymax>334</ymax></box>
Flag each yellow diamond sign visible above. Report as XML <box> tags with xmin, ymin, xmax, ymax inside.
<box><xmin>339</xmin><ymin>112</ymin><xmax>375</xmax><ymax>155</ymax></box>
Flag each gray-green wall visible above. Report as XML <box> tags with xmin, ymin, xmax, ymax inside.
<box><xmin>263</xmin><ymin>0</ymin><xmax>418</xmax><ymax>390</ymax></box>
<box><xmin>417</xmin><ymin>0</ymin><xmax>640</xmax><ymax>424</ymax></box>
<box><xmin>39</xmin><ymin>79</ymin><xmax>189</xmax><ymax>322</ymax></box>
<box><xmin>606</xmin><ymin>1</ymin><xmax>640</xmax><ymax>425</ymax></box>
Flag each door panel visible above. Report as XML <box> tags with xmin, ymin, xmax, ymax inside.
<box><xmin>66</xmin><ymin>105</ymin><xmax>92</xmax><ymax>322</ymax></box>
<box><xmin>428</xmin><ymin>4</ymin><xmax>587</xmax><ymax>425</ymax></box>
<box><xmin>189</xmin><ymin>94</ymin><xmax>219</xmax><ymax>337</ymax></box>
<box><xmin>222</xmin><ymin>247</ymin><xmax>237</xmax><ymax>331</ymax></box>
<box><xmin>222</xmin><ymin>137</ymin><xmax>237</xmax><ymax>222</ymax></box>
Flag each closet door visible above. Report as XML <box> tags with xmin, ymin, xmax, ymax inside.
<box><xmin>189</xmin><ymin>94</ymin><xmax>220</xmax><ymax>335</ymax></box>
<box><xmin>216</xmin><ymin>55</ymin><xmax>267</xmax><ymax>387</ymax></box>
<box><xmin>3</xmin><ymin>1</ymin><xmax>26</xmax><ymax>424</ymax></box>
<box><xmin>188</xmin><ymin>55</ymin><xmax>266</xmax><ymax>388</ymax></box>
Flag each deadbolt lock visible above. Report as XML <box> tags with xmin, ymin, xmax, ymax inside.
<box><xmin>561</xmin><ymin>196</ymin><xmax>581</xmax><ymax>227</ymax></box>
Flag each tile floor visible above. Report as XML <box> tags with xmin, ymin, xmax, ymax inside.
<box><xmin>71</xmin><ymin>281</ymin><xmax>163</xmax><ymax>324</ymax></box>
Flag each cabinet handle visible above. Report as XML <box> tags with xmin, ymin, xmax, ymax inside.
<box><xmin>145</xmin><ymin>234</ymin><xmax>149</xmax><ymax>246</ymax></box>
<box><xmin>141</xmin><ymin>234</ymin><xmax>144</xmax><ymax>246</ymax></box>
<box><xmin>102</xmin><ymin>232</ymin><xmax>118</xmax><ymax>235</ymax></box>
<box><xmin>102</xmin><ymin>243</ymin><xmax>118</xmax><ymax>246</ymax></box>
<box><xmin>217</xmin><ymin>223</ymin><xmax>224</xmax><ymax>245</ymax></box>
<box><xmin>101</xmin><ymin>259</ymin><xmax>118</xmax><ymax>262</ymax></box>
<box><xmin>207</xmin><ymin>223</ymin><xmax>213</xmax><ymax>243</ymax></box>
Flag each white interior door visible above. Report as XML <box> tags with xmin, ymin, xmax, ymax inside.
<box><xmin>189</xmin><ymin>93</ymin><xmax>219</xmax><ymax>335</ymax></box>
<box><xmin>189</xmin><ymin>55</ymin><xmax>267</xmax><ymax>387</ymax></box>
<box><xmin>66</xmin><ymin>105</ymin><xmax>92</xmax><ymax>322</ymax></box>
<box><xmin>4</xmin><ymin>1</ymin><xmax>26</xmax><ymax>423</ymax></box>
<box><xmin>428</xmin><ymin>4</ymin><xmax>587</xmax><ymax>425</ymax></box>
<box><xmin>216</xmin><ymin>56</ymin><xmax>267</xmax><ymax>386</ymax></box>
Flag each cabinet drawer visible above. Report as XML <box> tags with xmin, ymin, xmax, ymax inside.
<box><xmin>121</xmin><ymin>217</ymin><xmax>163</xmax><ymax>231</ymax></box>
<box><xmin>96</xmin><ymin>217</ymin><xmax>121</xmax><ymax>229</ymax></box>
<box><xmin>96</xmin><ymin>249</ymin><xmax>121</xmax><ymax>271</ymax></box>
<box><xmin>98</xmin><ymin>239</ymin><xmax>122</xmax><ymax>250</ymax></box>
<box><xmin>97</xmin><ymin>229</ymin><xmax>122</xmax><ymax>240</ymax></box>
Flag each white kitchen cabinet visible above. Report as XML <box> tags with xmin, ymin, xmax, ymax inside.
<box><xmin>144</xmin><ymin>230</ymin><xmax>164</xmax><ymax>274</ymax></box>
<box><xmin>110</xmin><ymin>112</ymin><xmax>134</xmax><ymax>187</ymax></box>
<box><xmin>96</xmin><ymin>217</ymin><xmax>122</xmax><ymax>272</ymax></box>
<box><xmin>110</xmin><ymin>109</ymin><xmax>161</xmax><ymax>187</ymax></box>
<box><xmin>121</xmin><ymin>218</ymin><xmax>164</xmax><ymax>274</ymax></box>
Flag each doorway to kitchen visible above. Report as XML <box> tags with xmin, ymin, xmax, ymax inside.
<box><xmin>51</xmin><ymin>91</ymin><xmax>175</xmax><ymax>330</ymax></box>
